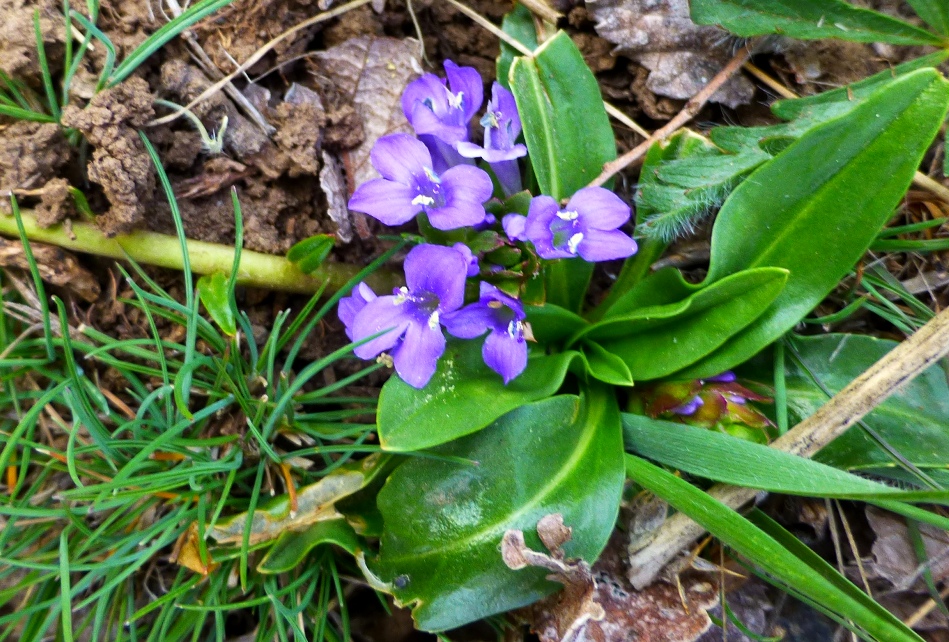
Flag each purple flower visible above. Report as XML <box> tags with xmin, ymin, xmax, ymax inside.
<box><xmin>456</xmin><ymin>83</ymin><xmax>527</xmax><ymax>164</ymax></box>
<box><xmin>348</xmin><ymin>133</ymin><xmax>493</xmax><ymax>231</ymax></box>
<box><xmin>524</xmin><ymin>187</ymin><xmax>637</xmax><ymax>262</ymax></box>
<box><xmin>402</xmin><ymin>60</ymin><xmax>483</xmax><ymax>145</ymax></box>
<box><xmin>343</xmin><ymin>244</ymin><xmax>468</xmax><ymax>388</ymax></box>
<box><xmin>338</xmin><ymin>282</ymin><xmax>376</xmax><ymax>341</ymax></box>
<box><xmin>502</xmin><ymin>214</ymin><xmax>528</xmax><ymax>242</ymax></box>
<box><xmin>453</xmin><ymin>242</ymin><xmax>480</xmax><ymax>277</ymax></box>
<box><xmin>444</xmin><ymin>282</ymin><xmax>529</xmax><ymax>384</ymax></box>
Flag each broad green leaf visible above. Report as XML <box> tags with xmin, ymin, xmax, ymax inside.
<box><xmin>908</xmin><ymin>0</ymin><xmax>949</xmax><ymax>36</ymax></box>
<box><xmin>757</xmin><ymin>334</ymin><xmax>949</xmax><ymax>475</ymax></box>
<box><xmin>210</xmin><ymin>454</ymin><xmax>387</xmax><ymax>546</ymax></box>
<box><xmin>510</xmin><ymin>30</ymin><xmax>615</xmax><ymax>312</ymax></box>
<box><xmin>197</xmin><ymin>272</ymin><xmax>236</xmax><ymax>336</ymax></box>
<box><xmin>587</xmin><ymin>267</ymin><xmax>788</xmax><ymax>380</ymax></box>
<box><xmin>770</xmin><ymin>51</ymin><xmax>949</xmax><ymax>122</ymax></box>
<box><xmin>678</xmin><ymin>69</ymin><xmax>949</xmax><ymax>378</ymax></box>
<box><xmin>691</xmin><ymin>0</ymin><xmax>944</xmax><ymax>46</ymax></box>
<box><xmin>625</xmin><ymin>455</ymin><xmax>926</xmax><ymax>642</ymax></box>
<box><xmin>374</xmin><ymin>388</ymin><xmax>624</xmax><ymax>632</ymax></box>
<box><xmin>497</xmin><ymin>3</ymin><xmax>538</xmax><ymax>91</ymax></box>
<box><xmin>510</xmin><ymin>30</ymin><xmax>615</xmax><ymax>200</ymax></box>
<box><xmin>258</xmin><ymin>519</ymin><xmax>361</xmax><ymax>574</ymax></box>
<box><xmin>524</xmin><ymin>302</ymin><xmax>587</xmax><ymax>346</ymax></box>
<box><xmin>621</xmin><ymin>413</ymin><xmax>949</xmax><ymax>504</ymax></box>
<box><xmin>579</xmin><ymin>340</ymin><xmax>634</xmax><ymax>386</ymax></box>
<box><xmin>378</xmin><ymin>340</ymin><xmax>577</xmax><ymax>452</ymax></box>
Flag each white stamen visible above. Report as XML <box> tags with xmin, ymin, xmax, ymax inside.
<box><xmin>428</xmin><ymin>311</ymin><xmax>440</xmax><ymax>330</ymax></box>
<box><xmin>567</xmin><ymin>233</ymin><xmax>584</xmax><ymax>254</ymax></box>
<box><xmin>507</xmin><ymin>319</ymin><xmax>522</xmax><ymax>339</ymax></box>
<box><xmin>448</xmin><ymin>91</ymin><xmax>465</xmax><ymax>109</ymax></box>
<box><xmin>556</xmin><ymin>209</ymin><xmax>579</xmax><ymax>221</ymax></box>
<box><xmin>393</xmin><ymin>286</ymin><xmax>409</xmax><ymax>304</ymax></box>
<box><xmin>412</xmin><ymin>195</ymin><xmax>435</xmax><ymax>206</ymax></box>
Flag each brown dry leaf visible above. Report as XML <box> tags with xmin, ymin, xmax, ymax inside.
<box><xmin>505</xmin><ymin>516</ymin><xmax>717</xmax><ymax>642</ymax></box>
<box><xmin>587</xmin><ymin>0</ymin><xmax>755</xmax><ymax>109</ymax></box>
<box><xmin>321</xmin><ymin>150</ymin><xmax>354</xmax><ymax>243</ymax></box>
<box><xmin>0</xmin><ymin>236</ymin><xmax>100</xmax><ymax>302</ymax></box>
<box><xmin>171</xmin><ymin>522</ymin><xmax>218</xmax><ymax>576</ymax></box>
<box><xmin>310</xmin><ymin>36</ymin><xmax>423</xmax><ymax>192</ymax></box>
<box><xmin>865</xmin><ymin>506</ymin><xmax>949</xmax><ymax>589</ymax></box>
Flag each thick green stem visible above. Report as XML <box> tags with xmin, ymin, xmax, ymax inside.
<box><xmin>0</xmin><ymin>210</ymin><xmax>400</xmax><ymax>294</ymax></box>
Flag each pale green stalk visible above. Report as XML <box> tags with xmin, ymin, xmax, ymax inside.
<box><xmin>0</xmin><ymin>209</ymin><xmax>399</xmax><ymax>294</ymax></box>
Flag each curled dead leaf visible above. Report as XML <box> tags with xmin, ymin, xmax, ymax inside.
<box><xmin>0</xmin><ymin>236</ymin><xmax>100</xmax><ymax>302</ymax></box>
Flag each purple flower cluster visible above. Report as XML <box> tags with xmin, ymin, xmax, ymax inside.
<box><xmin>340</xmin><ymin>61</ymin><xmax>639</xmax><ymax>389</ymax></box>
<box><xmin>340</xmin><ymin>245</ymin><xmax>528</xmax><ymax>388</ymax></box>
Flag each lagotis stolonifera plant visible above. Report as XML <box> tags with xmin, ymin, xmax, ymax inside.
<box><xmin>340</xmin><ymin>63</ymin><xmax>637</xmax><ymax>388</ymax></box>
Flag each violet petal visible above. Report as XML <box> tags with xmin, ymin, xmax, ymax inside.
<box><xmin>567</xmin><ymin>187</ymin><xmax>632</xmax><ymax>229</ymax></box>
<box><xmin>347</xmin><ymin>178</ymin><xmax>420</xmax><ymax>226</ymax></box>
<box><xmin>403</xmin><ymin>244</ymin><xmax>468</xmax><ymax>313</ymax></box>
<box><xmin>483</xmin><ymin>328</ymin><xmax>527</xmax><ymax>384</ymax></box>
<box><xmin>392</xmin><ymin>319</ymin><xmax>446</xmax><ymax>388</ymax></box>
<box><xmin>370</xmin><ymin>133</ymin><xmax>432</xmax><ymax>184</ymax></box>
<box><xmin>577</xmin><ymin>228</ymin><xmax>638</xmax><ymax>262</ymax></box>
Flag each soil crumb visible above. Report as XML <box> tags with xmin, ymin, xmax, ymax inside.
<box><xmin>61</xmin><ymin>77</ymin><xmax>156</xmax><ymax>236</ymax></box>
<box><xmin>0</xmin><ymin>121</ymin><xmax>70</xmax><ymax>192</ymax></box>
<box><xmin>35</xmin><ymin>177</ymin><xmax>74</xmax><ymax>227</ymax></box>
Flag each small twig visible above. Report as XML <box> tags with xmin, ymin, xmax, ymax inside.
<box><xmin>905</xmin><ymin>584</ymin><xmax>949</xmax><ymax>628</ymax></box>
<box><xmin>628</xmin><ymin>303</ymin><xmax>949</xmax><ymax>588</ymax></box>
<box><xmin>148</xmin><ymin>0</ymin><xmax>373</xmax><ymax>127</ymax></box>
<box><xmin>588</xmin><ymin>46</ymin><xmax>752</xmax><ymax>188</ymax></box>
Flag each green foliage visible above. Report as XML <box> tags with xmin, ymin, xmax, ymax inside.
<box><xmin>678</xmin><ymin>69</ymin><xmax>949</xmax><ymax>378</ymax></box>
<box><xmin>690</xmin><ymin>0</ymin><xmax>945</xmax><ymax>46</ymax></box>
<box><xmin>510</xmin><ymin>30</ymin><xmax>615</xmax><ymax>312</ymax></box>
<box><xmin>287</xmin><ymin>234</ymin><xmax>336</xmax><ymax>274</ymax></box>
<box><xmin>377</xmin><ymin>339</ymin><xmax>577</xmax><ymax>451</ymax></box>
<box><xmin>373</xmin><ymin>389</ymin><xmax>624</xmax><ymax>631</ymax></box>
<box><xmin>496</xmin><ymin>2</ymin><xmax>537</xmax><ymax>90</ymax></box>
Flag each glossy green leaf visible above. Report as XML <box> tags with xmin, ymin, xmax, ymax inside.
<box><xmin>510</xmin><ymin>30</ymin><xmax>615</xmax><ymax>312</ymax></box>
<box><xmin>196</xmin><ymin>272</ymin><xmax>236</xmax><ymax>336</ymax></box>
<box><xmin>579</xmin><ymin>341</ymin><xmax>634</xmax><ymax>386</ymax></box>
<box><xmin>374</xmin><ymin>388</ymin><xmax>624</xmax><ymax>631</ymax></box>
<box><xmin>908</xmin><ymin>0</ymin><xmax>949</xmax><ymax>36</ymax></box>
<box><xmin>524</xmin><ymin>303</ymin><xmax>587</xmax><ymax>346</ymax></box>
<box><xmin>586</xmin><ymin>267</ymin><xmax>788</xmax><ymax>380</ymax></box>
<box><xmin>378</xmin><ymin>340</ymin><xmax>577</xmax><ymax>452</ymax></box>
<box><xmin>622</xmin><ymin>413</ymin><xmax>949</xmax><ymax>504</ymax></box>
<box><xmin>258</xmin><ymin>519</ymin><xmax>361</xmax><ymax>574</ymax></box>
<box><xmin>625</xmin><ymin>455</ymin><xmax>926</xmax><ymax>642</ymax></box>
<box><xmin>762</xmin><ymin>334</ymin><xmax>949</xmax><ymax>476</ymax></box>
<box><xmin>678</xmin><ymin>69</ymin><xmax>949</xmax><ymax>378</ymax></box>
<box><xmin>497</xmin><ymin>3</ymin><xmax>538</xmax><ymax>91</ymax></box>
<box><xmin>510</xmin><ymin>30</ymin><xmax>615</xmax><ymax>200</ymax></box>
<box><xmin>691</xmin><ymin>0</ymin><xmax>944</xmax><ymax>46</ymax></box>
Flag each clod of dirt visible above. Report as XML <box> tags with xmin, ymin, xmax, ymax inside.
<box><xmin>0</xmin><ymin>0</ymin><xmax>63</xmax><ymax>82</ymax></box>
<box><xmin>35</xmin><ymin>177</ymin><xmax>74</xmax><ymax>227</ymax></box>
<box><xmin>588</xmin><ymin>0</ymin><xmax>756</xmax><ymax>110</ymax></box>
<box><xmin>0</xmin><ymin>121</ymin><xmax>69</xmax><ymax>192</ymax></box>
<box><xmin>60</xmin><ymin>77</ymin><xmax>156</xmax><ymax>236</ymax></box>
<box><xmin>273</xmin><ymin>84</ymin><xmax>327</xmax><ymax>177</ymax></box>
<box><xmin>0</xmin><ymin>236</ymin><xmax>100</xmax><ymax>302</ymax></box>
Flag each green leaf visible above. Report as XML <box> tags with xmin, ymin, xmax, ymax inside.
<box><xmin>258</xmin><ymin>519</ymin><xmax>361</xmax><ymax>574</ymax></box>
<box><xmin>625</xmin><ymin>454</ymin><xmax>926</xmax><ymax>642</ymax></box>
<box><xmin>583</xmin><ymin>267</ymin><xmax>788</xmax><ymax>380</ymax></box>
<box><xmin>908</xmin><ymin>0</ymin><xmax>949</xmax><ymax>36</ymax></box>
<box><xmin>524</xmin><ymin>302</ymin><xmax>588</xmax><ymax>345</ymax></box>
<box><xmin>758</xmin><ymin>334</ymin><xmax>949</xmax><ymax>475</ymax></box>
<box><xmin>691</xmin><ymin>0</ymin><xmax>944</xmax><ymax>46</ymax></box>
<box><xmin>510</xmin><ymin>30</ymin><xmax>615</xmax><ymax>312</ymax></box>
<box><xmin>678</xmin><ymin>69</ymin><xmax>949</xmax><ymax>378</ymax></box>
<box><xmin>374</xmin><ymin>388</ymin><xmax>624</xmax><ymax>631</ymax></box>
<box><xmin>579</xmin><ymin>340</ymin><xmax>635</xmax><ymax>386</ymax></box>
<box><xmin>378</xmin><ymin>340</ymin><xmax>578</xmax><ymax>452</ymax></box>
<box><xmin>497</xmin><ymin>3</ymin><xmax>538</xmax><ymax>91</ymax></box>
<box><xmin>287</xmin><ymin>234</ymin><xmax>335</xmax><ymax>274</ymax></box>
<box><xmin>510</xmin><ymin>30</ymin><xmax>615</xmax><ymax>200</ymax></box>
<box><xmin>621</xmin><ymin>413</ymin><xmax>949</xmax><ymax>504</ymax></box>
<box><xmin>197</xmin><ymin>272</ymin><xmax>236</xmax><ymax>336</ymax></box>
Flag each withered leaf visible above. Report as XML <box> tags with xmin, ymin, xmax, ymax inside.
<box><xmin>312</xmin><ymin>36</ymin><xmax>423</xmax><ymax>192</ymax></box>
<box><xmin>506</xmin><ymin>516</ymin><xmax>718</xmax><ymax>642</ymax></box>
<box><xmin>0</xmin><ymin>236</ymin><xmax>100</xmax><ymax>302</ymax></box>
<box><xmin>865</xmin><ymin>506</ymin><xmax>949</xmax><ymax>590</ymax></box>
<box><xmin>588</xmin><ymin>0</ymin><xmax>755</xmax><ymax>109</ymax></box>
